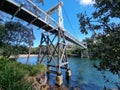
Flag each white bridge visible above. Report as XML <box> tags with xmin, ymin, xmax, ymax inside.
<box><xmin>0</xmin><ymin>0</ymin><xmax>87</xmax><ymax>49</ymax></box>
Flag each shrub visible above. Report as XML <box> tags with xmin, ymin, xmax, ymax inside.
<box><xmin>0</xmin><ymin>57</ymin><xmax>46</xmax><ymax>90</ymax></box>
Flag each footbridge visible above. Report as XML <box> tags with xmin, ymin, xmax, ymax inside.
<box><xmin>0</xmin><ymin>0</ymin><xmax>88</xmax><ymax>85</ymax></box>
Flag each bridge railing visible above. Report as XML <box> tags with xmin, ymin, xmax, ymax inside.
<box><xmin>12</xmin><ymin>0</ymin><xmax>58</xmax><ymax>28</ymax></box>
<box><xmin>64</xmin><ymin>31</ymin><xmax>87</xmax><ymax>49</ymax></box>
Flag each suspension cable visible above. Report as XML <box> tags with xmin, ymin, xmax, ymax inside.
<box><xmin>57</xmin><ymin>0</ymin><xmax>79</xmax><ymax>39</ymax></box>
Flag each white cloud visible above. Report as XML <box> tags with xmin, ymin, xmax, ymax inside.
<box><xmin>79</xmin><ymin>0</ymin><xmax>95</xmax><ymax>5</ymax></box>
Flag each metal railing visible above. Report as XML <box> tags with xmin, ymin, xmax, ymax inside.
<box><xmin>12</xmin><ymin>0</ymin><xmax>58</xmax><ymax>28</ymax></box>
<box><xmin>64</xmin><ymin>31</ymin><xmax>87</xmax><ymax>49</ymax></box>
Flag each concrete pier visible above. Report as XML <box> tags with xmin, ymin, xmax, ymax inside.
<box><xmin>47</xmin><ymin>66</ymin><xmax>51</xmax><ymax>71</ymax></box>
<box><xmin>55</xmin><ymin>74</ymin><xmax>63</xmax><ymax>86</ymax></box>
<box><xmin>66</xmin><ymin>69</ymin><xmax>71</xmax><ymax>79</ymax></box>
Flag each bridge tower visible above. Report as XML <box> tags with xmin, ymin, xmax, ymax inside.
<box><xmin>37</xmin><ymin>1</ymin><xmax>71</xmax><ymax>86</ymax></box>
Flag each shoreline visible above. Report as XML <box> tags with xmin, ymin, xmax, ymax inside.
<box><xmin>18</xmin><ymin>54</ymin><xmax>38</xmax><ymax>57</ymax></box>
<box><xmin>11</xmin><ymin>54</ymin><xmax>81</xmax><ymax>59</ymax></box>
<box><xmin>19</xmin><ymin>54</ymin><xmax>81</xmax><ymax>58</ymax></box>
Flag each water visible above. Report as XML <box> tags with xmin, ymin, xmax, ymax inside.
<box><xmin>17</xmin><ymin>56</ymin><xmax>120</xmax><ymax>90</ymax></box>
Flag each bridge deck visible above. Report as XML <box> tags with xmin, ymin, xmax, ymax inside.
<box><xmin>0</xmin><ymin>0</ymin><xmax>86</xmax><ymax>49</ymax></box>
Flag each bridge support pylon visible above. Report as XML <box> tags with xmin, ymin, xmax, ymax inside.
<box><xmin>81</xmin><ymin>42</ymin><xmax>89</xmax><ymax>58</ymax></box>
<box><xmin>37</xmin><ymin>1</ymin><xmax>71</xmax><ymax>86</ymax></box>
<box><xmin>37</xmin><ymin>28</ymin><xmax>71</xmax><ymax>86</ymax></box>
<box><xmin>81</xmin><ymin>49</ymin><xmax>89</xmax><ymax>58</ymax></box>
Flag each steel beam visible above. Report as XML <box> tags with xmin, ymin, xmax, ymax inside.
<box><xmin>11</xmin><ymin>4</ymin><xmax>23</xmax><ymax>19</ymax></box>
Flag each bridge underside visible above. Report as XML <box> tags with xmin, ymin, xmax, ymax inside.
<box><xmin>0</xmin><ymin>0</ymin><xmax>57</xmax><ymax>33</ymax></box>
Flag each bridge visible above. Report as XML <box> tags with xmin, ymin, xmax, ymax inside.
<box><xmin>0</xmin><ymin>0</ymin><xmax>88</xmax><ymax>86</ymax></box>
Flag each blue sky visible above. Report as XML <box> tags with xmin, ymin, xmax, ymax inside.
<box><xmin>33</xmin><ymin>0</ymin><xmax>95</xmax><ymax>47</ymax></box>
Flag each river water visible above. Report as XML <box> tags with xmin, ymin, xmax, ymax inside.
<box><xmin>17</xmin><ymin>56</ymin><xmax>119</xmax><ymax>90</ymax></box>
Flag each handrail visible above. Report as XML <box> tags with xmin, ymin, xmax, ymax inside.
<box><xmin>64</xmin><ymin>31</ymin><xmax>87</xmax><ymax>49</ymax></box>
<box><xmin>13</xmin><ymin>0</ymin><xmax>58</xmax><ymax>28</ymax></box>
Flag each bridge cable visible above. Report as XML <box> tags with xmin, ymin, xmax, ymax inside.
<box><xmin>57</xmin><ymin>0</ymin><xmax>79</xmax><ymax>40</ymax></box>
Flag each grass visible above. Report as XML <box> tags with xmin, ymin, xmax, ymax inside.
<box><xmin>0</xmin><ymin>57</ymin><xmax>46</xmax><ymax>90</ymax></box>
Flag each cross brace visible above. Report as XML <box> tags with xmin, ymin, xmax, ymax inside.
<box><xmin>37</xmin><ymin>28</ymin><xmax>70</xmax><ymax>75</ymax></box>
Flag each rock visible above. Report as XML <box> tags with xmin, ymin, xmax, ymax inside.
<box><xmin>27</xmin><ymin>72</ymin><xmax>47</xmax><ymax>90</ymax></box>
<box><xmin>36</xmin><ymin>72</ymin><xmax>47</xmax><ymax>85</ymax></box>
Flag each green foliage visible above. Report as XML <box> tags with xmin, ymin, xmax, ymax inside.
<box><xmin>0</xmin><ymin>57</ymin><xmax>46</xmax><ymax>90</ymax></box>
<box><xmin>77</xmin><ymin>0</ymin><xmax>120</xmax><ymax>75</ymax></box>
<box><xmin>0</xmin><ymin>24</ymin><xmax>6</xmax><ymax>40</ymax></box>
<box><xmin>4</xmin><ymin>21</ymin><xmax>34</xmax><ymax>46</ymax></box>
<box><xmin>17</xmin><ymin>45</ymin><xmax>28</xmax><ymax>54</ymax></box>
<box><xmin>0</xmin><ymin>57</ymin><xmax>32</xmax><ymax>90</ymax></box>
<box><xmin>78</xmin><ymin>2</ymin><xmax>120</xmax><ymax>89</ymax></box>
<box><xmin>29</xmin><ymin>64</ymin><xmax>45</xmax><ymax>76</ymax></box>
<box><xmin>98</xmin><ymin>29</ymin><xmax>120</xmax><ymax>74</ymax></box>
<box><xmin>67</xmin><ymin>49</ymin><xmax>72</xmax><ymax>55</ymax></box>
<box><xmin>30</xmin><ymin>47</ymin><xmax>39</xmax><ymax>54</ymax></box>
<box><xmin>18</xmin><ymin>64</ymin><xmax>46</xmax><ymax>76</ymax></box>
<box><xmin>0</xmin><ymin>21</ymin><xmax>35</xmax><ymax>58</ymax></box>
<box><xmin>94</xmin><ymin>0</ymin><xmax>120</xmax><ymax>18</ymax></box>
<box><xmin>77</xmin><ymin>0</ymin><xmax>120</xmax><ymax>34</ymax></box>
<box><xmin>72</xmin><ymin>46</ymin><xmax>81</xmax><ymax>54</ymax></box>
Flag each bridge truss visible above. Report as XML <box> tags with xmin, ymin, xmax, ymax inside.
<box><xmin>37</xmin><ymin>1</ymin><xmax>71</xmax><ymax>85</ymax></box>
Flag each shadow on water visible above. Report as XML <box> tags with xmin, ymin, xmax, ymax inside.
<box><xmin>17</xmin><ymin>56</ymin><xmax>120</xmax><ymax>90</ymax></box>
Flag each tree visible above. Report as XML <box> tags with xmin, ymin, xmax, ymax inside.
<box><xmin>37</xmin><ymin>0</ymin><xmax>44</xmax><ymax>5</ymax></box>
<box><xmin>77</xmin><ymin>0</ymin><xmax>120</xmax><ymax>34</ymax></box>
<box><xmin>77</xmin><ymin>0</ymin><xmax>120</xmax><ymax>88</ymax></box>
<box><xmin>72</xmin><ymin>46</ymin><xmax>81</xmax><ymax>55</ymax></box>
<box><xmin>0</xmin><ymin>21</ymin><xmax>35</xmax><ymax>58</ymax></box>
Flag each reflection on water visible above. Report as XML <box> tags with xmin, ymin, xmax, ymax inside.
<box><xmin>17</xmin><ymin>56</ymin><xmax>119</xmax><ymax>90</ymax></box>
